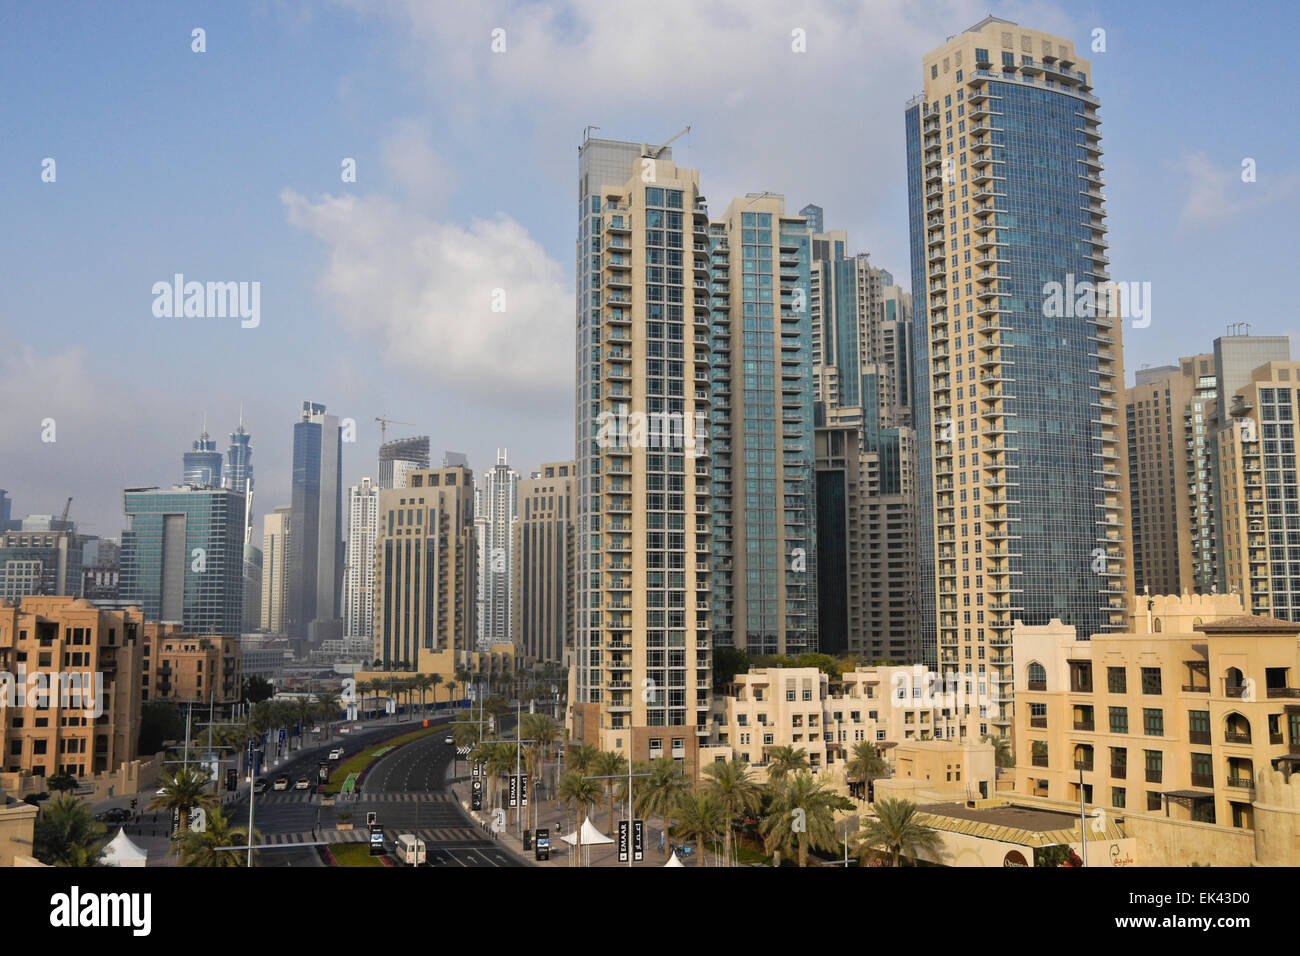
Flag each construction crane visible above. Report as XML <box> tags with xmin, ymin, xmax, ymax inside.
<box><xmin>59</xmin><ymin>497</ymin><xmax>72</xmax><ymax>529</ymax></box>
<box><xmin>374</xmin><ymin>416</ymin><xmax>415</xmax><ymax>444</ymax></box>
<box><xmin>641</xmin><ymin>125</ymin><xmax>690</xmax><ymax>160</ymax></box>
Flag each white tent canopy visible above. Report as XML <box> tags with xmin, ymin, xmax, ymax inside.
<box><xmin>664</xmin><ymin>853</ymin><xmax>684</xmax><ymax>867</ymax></box>
<box><xmin>101</xmin><ymin>827</ymin><xmax>148</xmax><ymax>867</ymax></box>
<box><xmin>560</xmin><ymin>816</ymin><xmax>614</xmax><ymax>846</ymax></box>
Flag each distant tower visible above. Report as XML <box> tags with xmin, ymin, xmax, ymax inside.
<box><xmin>183</xmin><ymin>416</ymin><xmax>224</xmax><ymax>487</ymax></box>
<box><xmin>476</xmin><ymin>449</ymin><xmax>518</xmax><ymax>648</ymax></box>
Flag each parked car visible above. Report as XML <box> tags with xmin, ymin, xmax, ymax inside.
<box><xmin>273</xmin><ymin>776</ymin><xmax>290</xmax><ymax>791</ymax></box>
<box><xmin>253</xmin><ymin>778</ymin><xmax>270</xmax><ymax>794</ymax></box>
<box><xmin>294</xmin><ymin>776</ymin><xmax>311</xmax><ymax>791</ymax></box>
<box><xmin>96</xmin><ymin>807</ymin><xmax>132</xmax><ymax>824</ymax></box>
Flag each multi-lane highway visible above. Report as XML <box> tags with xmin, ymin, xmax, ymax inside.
<box><xmin>239</xmin><ymin>713</ymin><xmax>525</xmax><ymax>867</ymax></box>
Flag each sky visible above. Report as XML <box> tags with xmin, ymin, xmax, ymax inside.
<box><xmin>2</xmin><ymin>0</ymin><xmax>1296</xmax><ymax>540</ymax></box>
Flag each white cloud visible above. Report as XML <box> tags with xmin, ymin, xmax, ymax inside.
<box><xmin>281</xmin><ymin>189</ymin><xmax>572</xmax><ymax>406</ymax></box>
<box><xmin>1178</xmin><ymin>150</ymin><xmax>1300</xmax><ymax>228</ymax></box>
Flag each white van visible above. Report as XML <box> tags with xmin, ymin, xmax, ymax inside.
<box><xmin>396</xmin><ymin>833</ymin><xmax>426</xmax><ymax>866</ymax></box>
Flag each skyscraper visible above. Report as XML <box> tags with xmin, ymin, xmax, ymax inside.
<box><xmin>1215</xmin><ymin>360</ymin><xmax>1300</xmax><ymax>619</ymax></box>
<box><xmin>512</xmin><ymin>461</ymin><xmax>575</xmax><ymax>665</ymax></box>
<box><xmin>182</xmin><ymin>420</ymin><xmax>224</xmax><ymax>487</ymax></box>
<box><xmin>906</xmin><ymin>18</ymin><xmax>1132</xmax><ymax>738</ymax></box>
<box><xmin>120</xmin><ymin>484</ymin><xmax>245</xmax><ymax>635</ymax></box>
<box><xmin>475</xmin><ymin>450</ymin><xmax>518</xmax><ymax>648</ymax></box>
<box><xmin>343</xmin><ymin>477</ymin><xmax>379</xmax><ymax>642</ymax></box>
<box><xmin>0</xmin><ymin>527</ymin><xmax>83</xmax><ymax>600</ymax></box>
<box><xmin>259</xmin><ymin>506</ymin><xmax>291</xmax><ymax>634</ymax></box>
<box><xmin>571</xmin><ymin>136</ymin><xmax>712</xmax><ymax>773</ymax></box>
<box><xmin>378</xmin><ymin>436</ymin><xmax>431</xmax><ymax>490</ymax></box>
<box><xmin>707</xmin><ymin>194</ymin><xmax>818</xmax><ymax>657</ymax></box>
<box><xmin>372</xmin><ymin>464</ymin><xmax>476</xmax><ymax>671</ymax></box>
<box><xmin>810</xmin><ymin>221</ymin><xmax>922</xmax><ymax>663</ymax></box>
<box><xmin>1126</xmin><ymin>358</ymin><xmax>1212</xmax><ymax>595</ymax></box>
<box><xmin>287</xmin><ymin>401</ymin><xmax>343</xmax><ymax>643</ymax></box>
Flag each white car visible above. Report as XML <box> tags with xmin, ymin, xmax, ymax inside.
<box><xmin>443</xmin><ymin>735</ymin><xmax>455</xmax><ymax>745</ymax></box>
<box><xmin>329</xmin><ymin>748</ymin><xmax>343</xmax><ymax>760</ymax></box>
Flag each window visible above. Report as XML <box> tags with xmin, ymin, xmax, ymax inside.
<box><xmin>1027</xmin><ymin>662</ymin><xmax>1046</xmax><ymax>690</ymax></box>
<box><xmin>1112</xmin><ymin>787</ymin><xmax>1126</xmax><ymax>809</ymax></box>
<box><xmin>1107</xmin><ymin>667</ymin><xmax>1126</xmax><ymax>694</ymax></box>
<box><xmin>1140</xmin><ymin>667</ymin><xmax>1162</xmax><ymax>695</ymax></box>
<box><xmin>1188</xmin><ymin>710</ymin><xmax>1210</xmax><ymax>745</ymax></box>
<box><xmin>1108</xmin><ymin>706</ymin><xmax>1128</xmax><ymax>734</ymax></box>
<box><xmin>1142</xmin><ymin>708</ymin><xmax>1164</xmax><ymax>737</ymax></box>
<box><xmin>1110</xmin><ymin>747</ymin><xmax>1126</xmax><ymax>777</ymax></box>
<box><xmin>1144</xmin><ymin>750</ymin><xmax>1163</xmax><ymax>783</ymax></box>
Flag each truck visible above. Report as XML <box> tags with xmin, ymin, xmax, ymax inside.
<box><xmin>395</xmin><ymin>833</ymin><xmax>426</xmax><ymax>866</ymax></box>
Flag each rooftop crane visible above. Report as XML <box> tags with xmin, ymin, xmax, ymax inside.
<box><xmin>374</xmin><ymin>416</ymin><xmax>415</xmax><ymax>444</ymax></box>
<box><xmin>641</xmin><ymin>125</ymin><xmax>691</xmax><ymax>160</ymax></box>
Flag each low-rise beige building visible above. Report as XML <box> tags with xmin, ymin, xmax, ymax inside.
<box><xmin>707</xmin><ymin>665</ymin><xmax>988</xmax><ymax>784</ymax></box>
<box><xmin>141</xmin><ymin>625</ymin><xmax>241</xmax><ymax>706</ymax></box>
<box><xmin>0</xmin><ymin>597</ymin><xmax>144</xmax><ymax>780</ymax></box>
<box><xmin>1011</xmin><ymin>592</ymin><xmax>1300</xmax><ymax>864</ymax></box>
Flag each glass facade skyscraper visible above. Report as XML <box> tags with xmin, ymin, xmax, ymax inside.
<box><xmin>287</xmin><ymin>400</ymin><xmax>343</xmax><ymax>643</ymax></box>
<box><xmin>906</xmin><ymin>17</ymin><xmax>1132</xmax><ymax>734</ymax></box>
<box><xmin>121</xmin><ymin>485</ymin><xmax>245</xmax><ymax>635</ymax></box>
<box><xmin>182</xmin><ymin>423</ymin><xmax>224</xmax><ymax>487</ymax></box>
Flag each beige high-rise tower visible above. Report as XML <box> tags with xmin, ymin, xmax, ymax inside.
<box><xmin>571</xmin><ymin>137</ymin><xmax>713</xmax><ymax>774</ymax></box>
<box><xmin>512</xmin><ymin>461</ymin><xmax>575</xmax><ymax>666</ymax></box>
<box><xmin>906</xmin><ymin>18</ymin><xmax>1133</xmax><ymax>738</ymax></box>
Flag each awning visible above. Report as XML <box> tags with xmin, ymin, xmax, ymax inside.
<box><xmin>1162</xmin><ymin>789</ymin><xmax>1215</xmax><ymax>800</ymax></box>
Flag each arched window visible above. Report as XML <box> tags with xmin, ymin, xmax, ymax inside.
<box><xmin>1153</xmin><ymin>618</ymin><xmax>1162</xmax><ymax>633</ymax></box>
<box><xmin>1027</xmin><ymin>662</ymin><xmax>1047</xmax><ymax>689</ymax></box>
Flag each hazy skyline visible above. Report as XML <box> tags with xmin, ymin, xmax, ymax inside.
<box><xmin>3</xmin><ymin>0</ymin><xmax>1296</xmax><ymax>537</ymax></box>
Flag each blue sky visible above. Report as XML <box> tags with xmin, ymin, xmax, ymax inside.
<box><xmin>2</xmin><ymin>0</ymin><xmax>1296</xmax><ymax>538</ymax></box>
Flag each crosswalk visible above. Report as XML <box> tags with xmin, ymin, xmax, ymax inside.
<box><xmin>258</xmin><ymin>791</ymin><xmax>453</xmax><ymax>806</ymax></box>
<box><xmin>264</xmin><ymin>824</ymin><xmax>487</xmax><ymax>846</ymax></box>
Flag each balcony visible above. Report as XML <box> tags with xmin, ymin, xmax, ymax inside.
<box><xmin>1145</xmin><ymin>769</ymin><xmax>1163</xmax><ymax>784</ymax></box>
<box><xmin>1110</xmin><ymin>764</ymin><xmax>1126</xmax><ymax>779</ymax></box>
<box><xmin>1190</xmin><ymin>773</ymin><xmax>1214</xmax><ymax>788</ymax></box>
<box><xmin>1224</xmin><ymin>731</ymin><xmax>1252</xmax><ymax>745</ymax></box>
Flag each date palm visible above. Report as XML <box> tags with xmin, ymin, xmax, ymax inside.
<box><xmin>591</xmin><ymin>750</ymin><xmax>629</xmax><ymax>832</ymax></box>
<box><xmin>566</xmin><ymin>742</ymin><xmax>600</xmax><ymax>779</ymax></box>
<box><xmin>760</xmin><ymin>771</ymin><xmax>853</xmax><ymax>867</ymax></box>
<box><xmin>982</xmin><ymin>734</ymin><xmax>1015</xmax><ymax>769</ymax></box>
<box><xmin>672</xmin><ymin>790</ymin><xmax>725</xmax><ymax>865</ymax></box>
<box><xmin>557</xmin><ymin>770</ymin><xmax>603</xmax><ymax>865</ymax></box>
<box><xmin>854</xmin><ymin>797</ymin><xmax>944</xmax><ymax>867</ymax></box>
<box><xmin>172</xmin><ymin>807</ymin><xmax>258</xmax><ymax>867</ymax></box>
<box><xmin>633</xmin><ymin>757</ymin><xmax>689</xmax><ymax>859</ymax></box>
<box><xmin>844</xmin><ymin>741</ymin><xmax>889</xmax><ymax>800</ymax></box>
<box><xmin>703</xmin><ymin>758</ymin><xmax>763</xmax><ymax>865</ymax></box>
<box><xmin>766</xmin><ymin>745</ymin><xmax>811</xmax><ymax>782</ymax></box>
<box><xmin>149</xmin><ymin>766</ymin><xmax>218</xmax><ymax>835</ymax></box>
<box><xmin>33</xmin><ymin>795</ymin><xmax>106</xmax><ymax>867</ymax></box>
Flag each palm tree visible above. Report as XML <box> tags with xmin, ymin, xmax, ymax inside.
<box><xmin>844</xmin><ymin>741</ymin><xmax>889</xmax><ymax>800</ymax></box>
<box><xmin>172</xmin><ymin>807</ymin><xmax>259</xmax><ymax>867</ymax></box>
<box><xmin>591</xmin><ymin>750</ymin><xmax>629</xmax><ymax>832</ymax></box>
<box><xmin>672</xmin><ymin>790</ymin><xmax>725</xmax><ymax>865</ymax></box>
<box><xmin>766</xmin><ymin>745</ymin><xmax>811</xmax><ymax>782</ymax></box>
<box><xmin>522</xmin><ymin>713</ymin><xmax>561</xmax><ymax>792</ymax></box>
<box><xmin>556</xmin><ymin>770</ymin><xmax>603</xmax><ymax>865</ymax></box>
<box><xmin>33</xmin><ymin>795</ymin><xmax>106</xmax><ymax>866</ymax></box>
<box><xmin>982</xmin><ymin>734</ymin><xmax>1015</xmax><ymax>769</ymax></box>
<box><xmin>565</xmin><ymin>743</ymin><xmax>600</xmax><ymax>779</ymax></box>
<box><xmin>703</xmin><ymin>758</ymin><xmax>763</xmax><ymax>865</ymax></box>
<box><xmin>633</xmin><ymin>757</ymin><xmax>689</xmax><ymax>859</ymax></box>
<box><xmin>150</xmin><ymin>766</ymin><xmax>218</xmax><ymax>835</ymax></box>
<box><xmin>454</xmin><ymin>667</ymin><xmax>473</xmax><ymax>708</ymax></box>
<box><xmin>315</xmin><ymin>689</ymin><xmax>341</xmax><ymax>732</ymax></box>
<box><xmin>760</xmin><ymin>771</ymin><xmax>853</xmax><ymax>867</ymax></box>
<box><xmin>854</xmin><ymin>797</ymin><xmax>944</xmax><ymax>867</ymax></box>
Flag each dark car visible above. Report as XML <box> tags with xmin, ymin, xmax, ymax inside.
<box><xmin>22</xmin><ymin>792</ymin><xmax>51</xmax><ymax>806</ymax></box>
<box><xmin>96</xmin><ymin>807</ymin><xmax>132</xmax><ymax>824</ymax></box>
<box><xmin>252</xmin><ymin>778</ymin><xmax>270</xmax><ymax>794</ymax></box>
